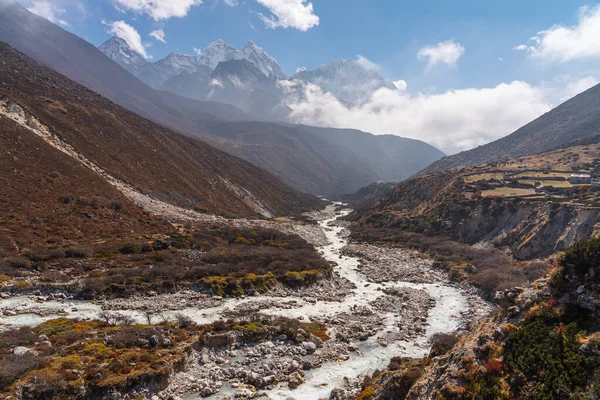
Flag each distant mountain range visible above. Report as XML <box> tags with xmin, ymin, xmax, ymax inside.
<box><xmin>0</xmin><ymin>1</ymin><xmax>444</xmax><ymax>196</ymax></box>
<box><xmin>98</xmin><ymin>36</ymin><xmax>396</xmax><ymax>119</ymax></box>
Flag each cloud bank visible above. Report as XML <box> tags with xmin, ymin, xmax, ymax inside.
<box><xmin>280</xmin><ymin>80</ymin><xmax>550</xmax><ymax>154</ymax></box>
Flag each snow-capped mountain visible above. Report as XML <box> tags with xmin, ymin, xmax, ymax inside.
<box><xmin>99</xmin><ymin>37</ymin><xmax>394</xmax><ymax>119</ymax></box>
<box><xmin>99</xmin><ymin>37</ymin><xmax>204</xmax><ymax>88</ymax></box>
<box><xmin>154</xmin><ymin>53</ymin><xmax>203</xmax><ymax>84</ymax></box>
<box><xmin>197</xmin><ymin>39</ymin><xmax>286</xmax><ymax>79</ymax></box>
<box><xmin>240</xmin><ymin>40</ymin><xmax>285</xmax><ymax>79</ymax></box>
<box><xmin>198</xmin><ymin>39</ymin><xmax>240</xmax><ymax>70</ymax></box>
<box><xmin>99</xmin><ymin>37</ymin><xmax>151</xmax><ymax>82</ymax></box>
<box><xmin>293</xmin><ymin>58</ymin><xmax>396</xmax><ymax>106</ymax></box>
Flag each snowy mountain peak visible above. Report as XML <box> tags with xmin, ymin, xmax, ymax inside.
<box><xmin>99</xmin><ymin>37</ymin><xmax>150</xmax><ymax>77</ymax></box>
<box><xmin>241</xmin><ymin>40</ymin><xmax>285</xmax><ymax>78</ymax></box>
<box><xmin>199</xmin><ymin>40</ymin><xmax>240</xmax><ymax>69</ymax></box>
<box><xmin>293</xmin><ymin>58</ymin><xmax>396</xmax><ymax>106</ymax></box>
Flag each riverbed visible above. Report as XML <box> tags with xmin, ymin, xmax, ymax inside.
<box><xmin>0</xmin><ymin>204</ymin><xmax>489</xmax><ymax>399</ymax></box>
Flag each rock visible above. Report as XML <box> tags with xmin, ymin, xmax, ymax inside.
<box><xmin>149</xmin><ymin>335</ymin><xmax>158</xmax><ymax>347</ymax></box>
<box><xmin>13</xmin><ymin>346</ymin><xmax>36</xmax><ymax>356</ymax></box>
<box><xmin>0</xmin><ymin>292</ymin><xmax>10</xmax><ymax>299</ymax></box>
<box><xmin>277</xmin><ymin>334</ymin><xmax>287</xmax><ymax>341</ymax></box>
<box><xmin>302</xmin><ymin>361</ymin><xmax>312</xmax><ymax>370</ymax></box>
<box><xmin>38</xmin><ymin>334</ymin><xmax>49</xmax><ymax>341</ymax></box>
<box><xmin>288</xmin><ymin>371</ymin><xmax>304</xmax><ymax>389</ymax></box>
<box><xmin>577</xmin><ymin>285</ymin><xmax>586</xmax><ymax>294</ymax></box>
<box><xmin>308</xmin><ymin>334</ymin><xmax>323</xmax><ymax>348</ymax></box>
<box><xmin>4</xmin><ymin>310</ymin><xmax>16</xmax><ymax>316</ymax></box>
<box><xmin>507</xmin><ymin>306</ymin><xmax>520</xmax><ymax>316</ymax></box>
<box><xmin>137</xmin><ymin>339</ymin><xmax>150</xmax><ymax>347</ymax></box>
<box><xmin>578</xmin><ymin>294</ymin><xmax>595</xmax><ymax>311</ymax></box>
<box><xmin>303</xmin><ymin>341</ymin><xmax>317</xmax><ymax>354</ymax></box>
<box><xmin>162</xmin><ymin>338</ymin><xmax>172</xmax><ymax>347</ymax></box>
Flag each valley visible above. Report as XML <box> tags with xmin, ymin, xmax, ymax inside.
<box><xmin>2</xmin><ymin>0</ymin><xmax>600</xmax><ymax>399</ymax></box>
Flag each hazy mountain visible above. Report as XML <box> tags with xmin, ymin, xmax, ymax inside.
<box><xmin>99</xmin><ymin>37</ymin><xmax>205</xmax><ymax>88</ymax></box>
<box><xmin>420</xmin><ymin>82</ymin><xmax>600</xmax><ymax>175</ymax></box>
<box><xmin>293</xmin><ymin>58</ymin><xmax>396</xmax><ymax>106</ymax></box>
<box><xmin>206</xmin><ymin>59</ymin><xmax>291</xmax><ymax>121</ymax></box>
<box><xmin>239</xmin><ymin>40</ymin><xmax>286</xmax><ymax>79</ymax></box>
<box><xmin>198</xmin><ymin>39</ymin><xmax>241</xmax><ymax>70</ymax></box>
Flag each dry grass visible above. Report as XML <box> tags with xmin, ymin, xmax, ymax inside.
<box><xmin>481</xmin><ymin>188</ymin><xmax>536</xmax><ymax>197</ymax></box>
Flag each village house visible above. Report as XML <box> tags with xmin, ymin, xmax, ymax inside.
<box><xmin>568</xmin><ymin>173</ymin><xmax>592</xmax><ymax>184</ymax></box>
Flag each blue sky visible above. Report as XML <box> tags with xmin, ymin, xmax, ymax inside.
<box><xmin>19</xmin><ymin>0</ymin><xmax>600</xmax><ymax>153</ymax></box>
<box><xmin>19</xmin><ymin>0</ymin><xmax>593</xmax><ymax>85</ymax></box>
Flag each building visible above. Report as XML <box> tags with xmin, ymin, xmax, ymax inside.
<box><xmin>568</xmin><ymin>174</ymin><xmax>592</xmax><ymax>184</ymax></box>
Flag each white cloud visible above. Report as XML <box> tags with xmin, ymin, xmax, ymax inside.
<box><xmin>149</xmin><ymin>28</ymin><xmax>166</xmax><ymax>42</ymax></box>
<box><xmin>113</xmin><ymin>0</ymin><xmax>203</xmax><ymax>21</ymax></box>
<box><xmin>523</xmin><ymin>5</ymin><xmax>600</xmax><ymax>62</ymax></box>
<box><xmin>417</xmin><ymin>40</ymin><xmax>465</xmax><ymax>71</ymax></box>
<box><xmin>280</xmin><ymin>80</ymin><xmax>550</xmax><ymax>154</ymax></box>
<box><xmin>296</xmin><ymin>66</ymin><xmax>307</xmax><ymax>73</ymax></box>
<box><xmin>393</xmin><ymin>80</ymin><xmax>407</xmax><ymax>91</ymax></box>
<box><xmin>27</xmin><ymin>1</ymin><xmax>70</xmax><ymax>26</ymax></box>
<box><xmin>104</xmin><ymin>20</ymin><xmax>150</xmax><ymax>59</ymax></box>
<box><xmin>193</xmin><ymin>47</ymin><xmax>202</xmax><ymax>56</ymax></box>
<box><xmin>256</xmin><ymin>0</ymin><xmax>319</xmax><ymax>31</ymax></box>
<box><xmin>223</xmin><ymin>0</ymin><xmax>238</xmax><ymax>5</ymax></box>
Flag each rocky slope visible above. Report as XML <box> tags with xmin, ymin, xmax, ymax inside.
<box><xmin>421</xmin><ymin>81</ymin><xmax>600</xmax><ymax>175</ymax></box>
<box><xmin>350</xmin><ymin>140</ymin><xmax>600</xmax><ymax>260</ymax></box>
<box><xmin>363</xmin><ymin>238</ymin><xmax>600</xmax><ymax>400</ymax></box>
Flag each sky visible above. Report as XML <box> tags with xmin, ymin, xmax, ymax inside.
<box><xmin>18</xmin><ymin>0</ymin><xmax>600</xmax><ymax>153</ymax></box>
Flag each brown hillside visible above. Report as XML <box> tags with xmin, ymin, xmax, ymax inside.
<box><xmin>0</xmin><ymin>42</ymin><xmax>321</xmax><ymax>253</ymax></box>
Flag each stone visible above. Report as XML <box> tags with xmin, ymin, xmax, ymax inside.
<box><xmin>13</xmin><ymin>346</ymin><xmax>36</xmax><ymax>356</ymax></box>
<box><xmin>507</xmin><ymin>306</ymin><xmax>520</xmax><ymax>316</ymax></box>
<box><xmin>303</xmin><ymin>341</ymin><xmax>317</xmax><ymax>354</ymax></box>
<box><xmin>578</xmin><ymin>294</ymin><xmax>595</xmax><ymax>311</ymax></box>
<box><xmin>149</xmin><ymin>335</ymin><xmax>158</xmax><ymax>347</ymax></box>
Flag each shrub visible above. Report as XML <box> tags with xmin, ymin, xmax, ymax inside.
<box><xmin>110</xmin><ymin>201</ymin><xmax>124</xmax><ymax>211</ymax></box>
<box><xmin>64</xmin><ymin>247</ymin><xmax>90</xmax><ymax>259</ymax></box>
<box><xmin>0</xmin><ymin>353</ymin><xmax>46</xmax><ymax>389</ymax></box>
<box><xmin>503</xmin><ymin>311</ymin><xmax>596</xmax><ymax>399</ymax></box>
<box><xmin>119</xmin><ymin>243</ymin><xmax>141</xmax><ymax>254</ymax></box>
<box><xmin>429</xmin><ymin>333</ymin><xmax>459</xmax><ymax>358</ymax></box>
<box><xmin>560</xmin><ymin>238</ymin><xmax>600</xmax><ymax>278</ymax></box>
<box><xmin>4</xmin><ymin>257</ymin><xmax>30</xmax><ymax>269</ymax></box>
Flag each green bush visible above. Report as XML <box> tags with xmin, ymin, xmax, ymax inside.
<box><xmin>503</xmin><ymin>310</ymin><xmax>597</xmax><ymax>399</ymax></box>
<box><xmin>561</xmin><ymin>238</ymin><xmax>600</xmax><ymax>278</ymax></box>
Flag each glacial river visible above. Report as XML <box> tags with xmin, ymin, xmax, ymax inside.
<box><xmin>0</xmin><ymin>205</ymin><xmax>473</xmax><ymax>399</ymax></box>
